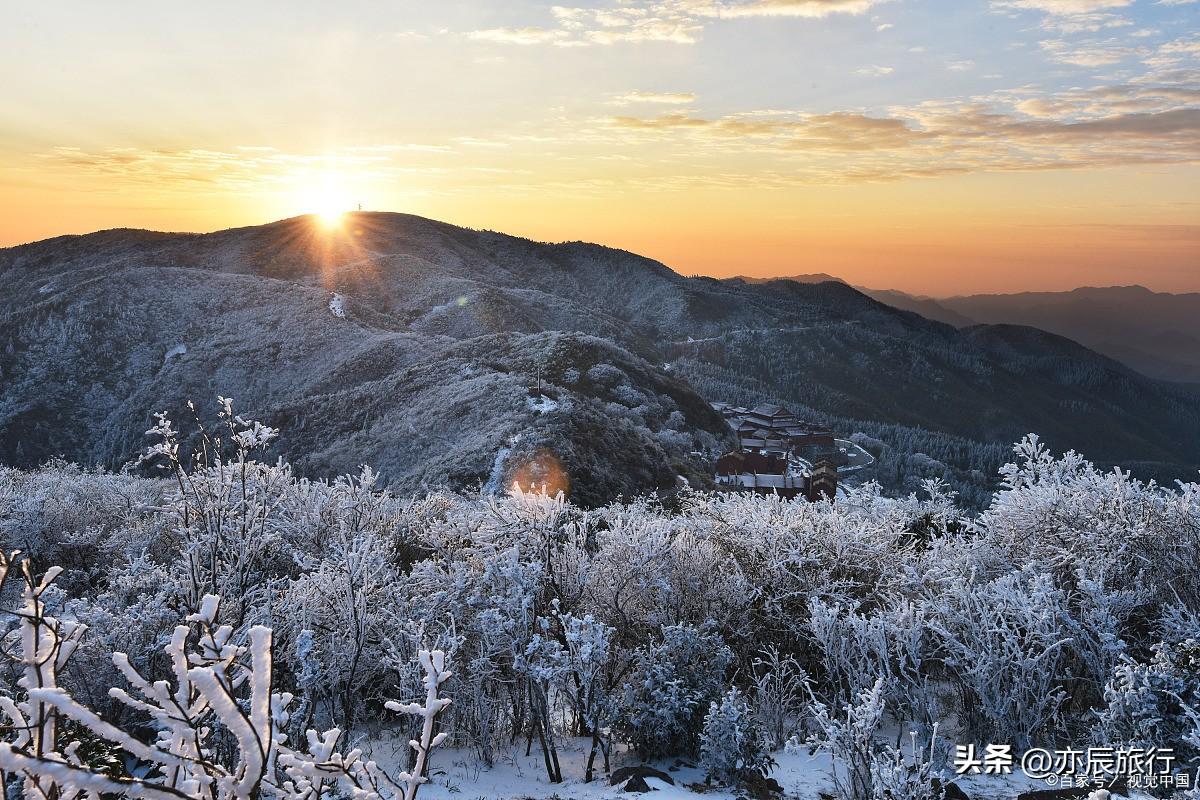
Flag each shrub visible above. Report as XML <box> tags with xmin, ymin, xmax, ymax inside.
<box><xmin>618</xmin><ymin>622</ymin><xmax>733</xmax><ymax>758</ymax></box>
<box><xmin>700</xmin><ymin>687</ymin><xmax>775</xmax><ymax>785</ymax></box>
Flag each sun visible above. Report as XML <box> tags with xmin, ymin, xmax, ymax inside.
<box><xmin>314</xmin><ymin>204</ymin><xmax>346</xmax><ymax>229</ymax></box>
<box><xmin>296</xmin><ymin>174</ymin><xmax>355</xmax><ymax>229</ymax></box>
<box><xmin>310</xmin><ymin>194</ymin><xmax>351</xmax><ymax>229</ymax></box>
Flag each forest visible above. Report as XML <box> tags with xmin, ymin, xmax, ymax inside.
<box><xmin>0</xmin><ymin>398</ymin><xmax>1197</xmax><ymax>799</ymax></box>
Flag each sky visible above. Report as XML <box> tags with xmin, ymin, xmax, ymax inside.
<box><xmin>1</xmin><ymin>0</ymin><xmax>1197</xmax><ymax>295</ymax></box>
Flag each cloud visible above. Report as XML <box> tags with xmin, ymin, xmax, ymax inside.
<box><xmin>508</xmin><ymin>5</ymin><xmax>705</xmax><ymax>45</ymax></box>
<box><xmin>697</xmin><ymin>0</ymin><xmax>890</xmax><ymax>18</ymax></box>
<box><xmin>856</xmin><ymin>65</ymin><xmax>895</xmax><ymax>76</ymax></box>
<box><xmin>993</xmin><ymin>0</ymin><xmax>1132</xmax><ymax>14</ymax></box>
<box><xmin>34</xmin><ymin>148</ymin><xmax>360</xmax><ymax>191</ymax></box>
<box><xmin>31</xmin><ymin>146</ymin><xmax>456</xmax><ymax>192</ymax></box>
<box><xmin>1035</xmin><ymin>12</ymin><xmax>1133</xmax><ymax>33</ymax></box>
<box><xmin>467</xmin><ymin>27</ymin><xmax>571</xmax><ymax>45</ymax></box>
<box><xmin>610</xmin><ymin>113</ymin><xmax>713</xmax><ymax>129</ymax></box>
<box><xmin>1015</xmin><ymin>98</ymin><xmax>1077</xmax><ymax>117</ymax></box>
<box><xmin>610</xmin><ymin>110</ymin><xmax>931</xmax><ymax>150</ymax></box>
<box><xmin>463</xmin><ymin>0</ymin><xmax>886</xmax><ymax>47</ymax></box>
<box><xmin>610</xmin><ymin>91</ymin><xmax>698</xmax><ymax>105</ymax></box>
<box><xmin>1039</xmin><ymin>37</ymin><xmax>1147</xmax><ymax>65</ymax></box>
<box><xmin>604</xmin><ymin>74</ymin><xmax>1200</xmax><ymax>182</ymax></box>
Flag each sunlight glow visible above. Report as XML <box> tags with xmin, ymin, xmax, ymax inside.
<box><xmin>298</xmin><ymin>173</ymin><xmax>354</xmax><ymax>229</ymax></box>
<box><xmin>315</xmin><ymin>206</ymin><xmax>346</xmax><ymax>229</ymax></box>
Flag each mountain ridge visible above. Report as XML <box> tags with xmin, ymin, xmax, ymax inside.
<box><xmin>863</xmin><ymin>283</ymin><xmax>1200</xmax><ymax>383</ymax></box>
<box><xmin>3</xmin><ymin>212</ymin><xmax>1198</xmax><ymax>502</ymax></box>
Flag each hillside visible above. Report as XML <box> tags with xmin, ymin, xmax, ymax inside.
<box><xmin>2</xmin><ymin>212</ymin><xmax>1198</xmax><ymax>501</ymax></box>
<box><xmin>868</xmin><ymin>284</ymin><xmax>1200</xmax><ymax>384</ymax></box>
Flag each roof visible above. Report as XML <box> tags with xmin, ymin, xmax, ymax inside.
<box><xmin>749</xmin><ymin>403</ymin><xmax>791</xmax><ymax>418</ymax></box>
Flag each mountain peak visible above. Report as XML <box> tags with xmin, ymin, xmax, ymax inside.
<box><xmin>726</xmin><ymin>272</ymin><xmax>847</xmax><ymax>286</ymax></box>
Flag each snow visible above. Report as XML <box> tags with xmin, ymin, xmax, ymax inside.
<box><xmin>367</xmin><ymin>739</ymin><xmax>835</xmax><ymax>800</ymax></box>
<box><xmin>527</xmin><ymin>394</ymin><xmax>559</xmax><ymax>413</ymax></box>
<box><xmin>0</xmin><ymin>425</ymin><xmax>1194</xmax><ymax>800</ymax></box>
<box><xmin>329</xmin><ymin>293</ymin><xmax>347</xmax><ymax>318</ymax></box>
<box><xmin>368</xmin><ymin>739</ymin><xmax>1116</xmax><ymax>800</ymax></box>
<box><xmin>415</xmin><ymin>295</ymin><xmax>471</xmax><ymax>324</ymax></box>
<box><xmin>483</xmin><ymin>435</ymin><xmax>519</xmax><ymax>494</ymax></box>
<box><xmin>164</xmin><ymin>343</ymin><xmax>187</xmax><ymax>362</ymax></box>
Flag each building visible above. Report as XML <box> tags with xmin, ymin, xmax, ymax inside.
<box><xmin>711</xmin><ymin>402</ymin><xmax>835</xmax><ymax>454</ymax></box>
<box><xmin>710</xmin><ymin>401</ymin><xmax>841</xmax><ymax>502</ymax></box>
<box><xmin>714</xmin><ymin>450</ymin><xmax>837</xmax><ymax>502</ymax></box>
<box><xmin>715</xmin><ymin>451</ymin><xmax>806</xmax><ymax>499</ymax></box>
<box><xmin>807</xmin><ymin>460</ymin><xmax>838</xmax><ymax>502</ymax></box>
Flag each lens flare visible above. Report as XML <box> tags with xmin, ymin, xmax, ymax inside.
<box><xmin>508</xmin><ymin>448</ymin><xmax>570</xmax><ymax>498</ymax></box>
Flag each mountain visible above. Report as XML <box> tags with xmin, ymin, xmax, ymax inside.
<box><xmin>730</xmin><ymin>272</ymin><xmax>845</xmax><ymax>286</ymax></box>
<box><xmin>865</xmin><ymin>285</ymin><xmax>1200</xmax><ymax>384</ymax></box>
<box><xmin>941</xmin><ymin>286</ymin><xmax>1200</xmax><ymax>384</ymax></box>
<box><xmin>856</xmin><ymin>288</ymin><xmax>977</xmax><ymax>328</ymax></box>
<box><xmin>0</xmin><ymin>218</ymin><xmax>732</xmax><ymax>506</ymax></box>
<box><xmin>2</xmin><ymin>213</ymin><xmax>1198</xmax><ymax>503</ymax></box>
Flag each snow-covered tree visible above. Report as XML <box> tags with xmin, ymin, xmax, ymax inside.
<box><xmin>699</xmin><ymin>687</ymin><xmax>774</xmax><ymax>786</ymax></box>
<box><xmin>618</xmin><ymin>621</ymin><xmax>732</xmax><ymax>759</ymax></box>
<box><xmin>0</xmin><ymin>552</ymin><xmax>453</xmax><ymax>800</ymax></box>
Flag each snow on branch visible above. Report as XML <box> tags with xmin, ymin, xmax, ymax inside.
<box><xmin>0</xmin><ymin>555</ymin><xmax>452</xmax><ymax>800</ymax></box>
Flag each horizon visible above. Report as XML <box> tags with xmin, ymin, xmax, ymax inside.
<box><xmin>4</xmin><ymin>208</ymin><xmax>1197</xmax><ymax>298</ymax></box>
<box><xmin>2</xmin><ymin>1</ymin><xmax>1198</xmax><ymax>295</ymax></box>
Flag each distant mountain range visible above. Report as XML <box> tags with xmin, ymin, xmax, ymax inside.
<box><xmin>740</xmin><ymin>274</ymin><xmax>1200</xmax><ymax>385</ymax></box>
<box><xmin>3</xmin><ymin>213</ymin><xmax>1198</xmax><ymax>503</ymax></box>
<box><xmin>863</xmin><ymin>285</ymin><xmax>1200</xmax><ymax>385</ymax></box>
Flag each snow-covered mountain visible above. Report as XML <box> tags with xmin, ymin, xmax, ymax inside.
<box><xmin>2</xmin><ymin>212</ymin><xmax>1198</xmax><ymax>501</ymax></box>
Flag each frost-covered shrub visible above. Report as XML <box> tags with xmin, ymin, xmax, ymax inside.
<box><xmin>748</xmin><ymin>645</ymin><xmax>810</xmax><ymax>749</ymax></box>
<box><xmin>618</xmin><ymin>622</ymin><xmax>733</xmax><ymax>758</ymax></box>
<box><xmin>979</xmin><ymin>435</ymin><xmax>1198</xmax><ymax>607</ymax></box>
<box><xmin>584</xmin><ymin>362</ymin><xmax>626</xmax><ymax>390</ymax></box>
<box><xmin>1096</xmin><ymin>606</ymin><xmax>1200</xmax><ymax>759</ymax></box>
<box><xmin>0</xmin><ymin>460</ymin><xmax>164</xmax><ymax>592</ymax></box>
<box><xmin>928</xmin><ymin>568</ymin><xmax>1075</xmax><ymax>748</ymax></box>
<box><xmin>870</xmin><ymin>729</ymin><xmax>946</xmax><ymax>800</ymax></box>
<box><xmin>808</xmin><ymin>681</ymin><xmax>947</xmax><ymax>800</ymax></box>
<box><xmin>700</xmin><ymin>687</ymin><xmax>774</xmax><ymax>785</ymax></box>
<box><xmin>1</xmin><ymin>412</ymin><xmax>1199</xmax><ymax>792</ymax></box>
<box><xmin>808</xmin><ymin>679</ymin><xmax>888</xmax><ymax>800</ymax></box>
<box><xmin>807</xmin><ymin>599</ymin><xmax>935</xmax><ymax>731</ymax></box>
<box><xmin>280</xmin><ymin>529</ymin><xmax>405</xmax><ymax>731</ymax></box>
<box><xmin>141</xmin><ymin>398</ymin><xmax>292</xmax><ymax>627</ymax></box>
<box><xmin>0</xmin><ymin>552</ymin><xmax>453</xmax><ymax>800</ymax></box>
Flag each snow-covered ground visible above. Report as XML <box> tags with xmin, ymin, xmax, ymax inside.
<box><xmin>527</xmin><ymin>394</ymin><xmax>560</xmax><ymax>414</ymax></box>
<box><xmin>483</xmin><ymin>434</ymin><xmax>520</xmax><ymax>495</ymax></box>
<box><xmin>415</xmin><ymin>294</ymin><xmax>471</xmax><ymax>324</ymax></box>
<box><xmin>329</xmin><ymin>292</ymin><xmax>347</xmax><ymax>318</ymax></box>
<box><xmin>364</xmin><ymin>738</ymin><xmax>834</xmax><ymax>800</ymax></box>
<box><xmin>369</xmin><ymin>738</ymin><xmax>1128</xmax><ymax>800</ymax></box>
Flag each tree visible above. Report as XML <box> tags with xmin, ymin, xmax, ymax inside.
<box><xmin>0</xmin><ymin>551</ymin><xmax>453</xmax><ymax>800</ymax></box>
